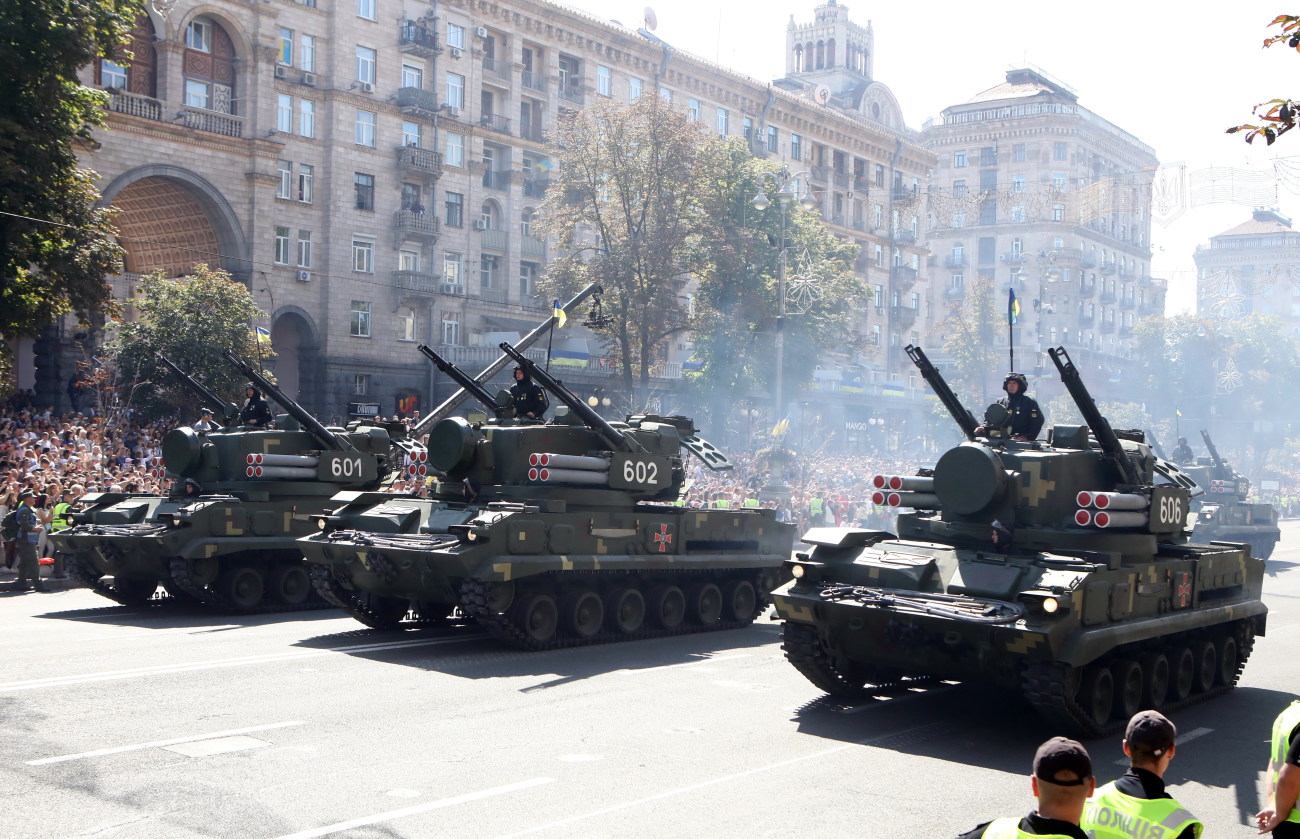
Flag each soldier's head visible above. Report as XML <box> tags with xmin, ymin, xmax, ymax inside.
<box><xmin>513</xmin><ymin>365</ymin><xmax>528</xmax><ymax>382</ymax></box>
<box><xmin>245</xmin><ymin>383</ymin><xmax>259</xmax><ymax>398</ymax></box>
<box><xmin>1003</xmin><ymin>372</ymin><xmax>1029</xmax><ymax>395</ymax></box>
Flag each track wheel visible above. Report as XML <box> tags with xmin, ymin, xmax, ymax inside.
<box><xmin>512</xmin><ymin>593</ymin><xmax>559</xmax><ymax>645</ymax></box>
<box><xmin>780</xmin><ymin>621</ymin><xmax>870</xmax><ymax>700</ymax></box>
<box><xmin>1079</xmin><ymin>663</ymin><xmax>1114</xmax><ymax>729</ymax></box>
<box><xmin>562</xmin><ymin>590</ymin><xmax>604</xmax><ymax>641</ymax></box>
<box><xmin>355</xmin><ymin>593</ymin><xmax>410</xmax><ymax>629</ymax></box>
<box><xmin>1139</xmin><ymin>652</ymin><xmax>1169</xmax><ymax>708</ymax></box>
<box><xmin>484</xmin><ymin>582</ymin><xmax>515</xmax><ymax>613</ymax></box>
<box><xmin>686</xmin><ymin>582</ymin><xmax>723</xmax><ymax>626</ymax></box>
<box><xmin>1192</xmin><ymin>640</ymin><xmax>1217</xmax><ymax>693</ymax></box>
<box><xmin>1216</xmin><ymin>635</ymin><xmax>1239</xmax><ymax>687</ymax></box>
<box><xmin>648</xmin><ymin>584</ymin><xmax>685</xmax><ymax>630</ymax></box>
<box><xmin>1114</xmin><ymin>659</ymin><xmax>1143</xmax><ymax>720</ymax></box>
<box><xmin>268</xmin><ymin>564</ymin><xmax>312</xmax><ymax>606</ymax></box>
<box><xmin>604</xmin><ymin>586</ymin><xmax>645</xmax><ymax>635</ymax></box>
<box><xmin>188</xmin><ymin>557</ymin><xmax>220</xmax><ymax>587</ymax></box>
<box><xmin>1169</xmin><ymin>646</ymin><xmax>1195</xmax><ymax>702</ymax></box>
<box><xmin>113</xmin><ymin>577</ymin><xmax>159</xmax><ymax>607</ymax></box>
<box><xmin>722</xmin><ymin>579</ymin><xmax>758</xmax><ymax>622</ymax></box>
<box><xmin>222</xmin><ymin>567</ymin><xmax>265</xmax><ymax>611</ymax></box>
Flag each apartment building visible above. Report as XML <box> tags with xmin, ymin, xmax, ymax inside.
<box><xmin>1193</xmin><ymin>209</ymin><xmax>1300</xmax><ymax>333</ymax></box>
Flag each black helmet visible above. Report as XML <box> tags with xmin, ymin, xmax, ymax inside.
<box><xmin>513</xmin><ymin>365</ymin><xmax>529</xmax><ymax>379</ymax></box>
<box><xmin>1003</xmin><ymin>372</ymin><xmax>1029</xmax><ymax>393</ymax></box>
<box><xmin>245</xmin><ymin>382</ymin><xmax>259</xmax><ymax>394</ymax></box>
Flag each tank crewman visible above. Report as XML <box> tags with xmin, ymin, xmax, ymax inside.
<box><xmin>1081</xmin><ymin>710</ymin><xmax>1201</xmax><ymax>839</ymax></box>
<box><xmin>193</xmin><ymin>407</ymin><xmax>218</xmax><ymax>432</ymax></box>
<box><xmin>957</xmin><ymin>737</ymin><xmax>1094</xmax><ymax>838</ymax></box>
<box><xmin>1257</xmin><ymin>699</ymin><xmax>1300</xmax><ymax>836</ymax></box>
<box><xmin>1171</xmin><ymin>437</ymin><xmax>1194</xmax><ymax>465</ymax></box>
<box><xmin>977</xmin><ymin>373</ymin><xmax>1045</xmax><ymax>441</ymax></box>
<box><xmin>239</xmin><ymin>383</ymin><xmax>274</xmax><ymax>427</ymax></box>
<box><xmin>990</xmin><ymin>519</ymin><xmax>1014</xmax><ymax>554</ymax></box>
<box><xmin>509</xmin><ymin>365</ymin><xmax>548</xmax><ymax>420</ymax></box>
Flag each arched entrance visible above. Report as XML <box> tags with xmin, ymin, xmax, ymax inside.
<box><xmin>267</xmin><ymin>307</ymin><xmax>322</xmax><ymax>415</ymax></box>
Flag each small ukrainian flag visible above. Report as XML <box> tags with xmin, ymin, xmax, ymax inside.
<box><xmin>552</xmin><ymin>299</ymin><xmax>567</xmax><ymax>329</ymax></box>
<box><xmin>254</xmin><ymin>325</ymin><xmax>272</xmax><ymax>344</ymax></box>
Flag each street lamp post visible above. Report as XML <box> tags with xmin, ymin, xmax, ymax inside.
<box><xmin>751</xmin><ymin>166</ymin><xmax>817</xmax><ymax>421</ymax></box>
<box><xmin>1015</xmin><ymin>249</ymin><xmax>1060</xmax><ymax>373</ymax></box>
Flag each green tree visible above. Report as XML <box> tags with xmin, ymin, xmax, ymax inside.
<box><xmin>1227</xmin><ymin>14</ymin><xmax>1300</xmax><ymax>144</ymax></box>
<box><xmin>104</xmin><ymin>265</ymin><xmax>269</xmax><ymax>415</ymax></box>
<box><xmin>0</xmin><ymin>0</ymin><xmax>147</xmax><ymax>370</ymax></box>
<box><xmin>939</xmin><ymin>274</ymin><xmax>1001</xmax><ymax>406</ymax></box>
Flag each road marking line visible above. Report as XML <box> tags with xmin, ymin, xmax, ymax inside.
<box><xmin>28</xmin><ymin>721</ymin><xmax>305</xmax><ymax>765</ymax></box>
<box><xmin>0</xmin><ymin>636</ymin><xmax>476</xmax><ymax>694</ymax></box>
<box><xmin>612</xmin><ymin>654</ymin><xmax>749</xmax><ymax>676</ymax></box>
<box><xmin>1112</xmin><ymin>726</ymin><xmax>1213</xmax><ymax>765</ymax></box>
<box><xmin>269</xmin><ymin>777</ymin><xmax>555</xmax><ymax>839</ymax></box>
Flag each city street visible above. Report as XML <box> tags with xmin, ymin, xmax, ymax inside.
<box><xmin>1</xmin><ymin>525</ymin><xmax>1296</xmax><ymax>839</ymax></box>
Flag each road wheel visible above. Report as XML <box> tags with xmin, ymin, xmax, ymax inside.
<box><xmin>1114</xmin><ymin>659</ymin><xmax>1143</xmax><ymax>720</ymax></box>
<box><xmin>512</xmin><ymin>593</ymin><xmax>558</xmax><ymax>645</ymax></box>
<box><xmin>562</xmin><ymin>590</ymin><xmax>604</xmax><ymax>641</ymax></box>
<box><xmin>722</xmin><ymin>579</ymin><xmax>758</xmax><ymax>622</ymax></box>
<box><xmin>1216</xmin><ymin>635</ymin><xmax>1239</xmax><ymax>687</ymax></box>
<box><xmin>113</xmin><ymin>576</ymin><xmax>159</xmax><ymax>607</ymax></box>
<box><xmin>648</xmin><ymin>584</ymin><xmax>685</xmax><ymax>630</ymax></box>
<box><xmin>1079</xmin><ymin>664</ymin><xmax>1114</xmax><ymax>729</ymax></box>
<box><xmin>686</xmin><ymin>582</ymin><xmax>722</xmax><ymax>626</ymax></box>
<box><xmin>222</xmin><ymin>566</ymin><xmax>265</xmax><ymax>611</ymax></box>
<box><xmin>188</xmin><ymin>556</ymin><xmax>220</xmax><ymax>587</ymax></box>
<box><xmin>1139</xmin><ymin>652</ymin><xmax>1170</xmax><ymax>708</ymax></box>
<box><xmin>484</xmin><ymin>581</ymin><xmax>515</xmax><ymax>613</ymax></box>
<box><xmin>1193</xmin><ymin>639</ymin><xmax>1218</xmax><ymax>693</ymax></box>
<box><xmin>268</xmin><ymin>564</ymin><xmax>311</xmax><ymax>606</ymax></box>
<box><xmin>604</xmin><ymin>586</ymin><xmax>645</xmax><ymax>635</ymax></box>
<box><xmin>1169</xmin><ymin>646</ymin><xmax>1195</xmax><ymax>701</ymax></box>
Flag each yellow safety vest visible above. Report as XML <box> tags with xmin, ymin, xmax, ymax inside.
<box><xmin>51</xmin><ymin>502</ymin><xmax>73</xmax><ymax>532</ymax></box>
<box><xmin>713</xmin><ymin>499</ymin><xmax>731</xmax><ymax>509</ymax></box>
<box><xmin>982</xmin><ymin>817</ymin><xmax>1074</xmax><ymax>839</ymax></box>
<box><xmin>1081</xmin><ymin>782</ymin><xmax>1202</xmax><ymax>839</ymax></box>
<box><xmin>1272</xmin><ymin>700</ymin><xmax>1300</xmax><ymax>825</ymax></box>
<box><xmin>742</xmin><ymin>497</ymin><xmax>759</xmax><ymax>508</ymax></box>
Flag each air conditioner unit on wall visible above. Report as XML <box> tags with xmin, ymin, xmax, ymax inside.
<box><xmin>301</xmin><ymin>72</ymin><xmax>316</xmax><ymax>86</ymax></box>
<box><xmin>448</xmin><ymin>46</ymin><xmax>462</xmax><ymax>59</ymax></box>
<box><xmin>473</xmin><ymin>219</ymin><xmax>487</xmax><ymax>230</ymax></box>
<box><xmin>358</xmin><ymin>81</ymin><xmax>374</xmax><ymax>93</ymax></box>
<box><xmin>274</xmin><ymin>65</ymin><xmax>288</xmax><ymax>79</ymax></box>
<box><xmin>474</xmin><ymin>26</ymin><xmax>488</xmax><ymax>38</ymax></box>
<box><xmin>296</xmin><ymin>270</ymin><xmax>313</xmax><ymax>282</ymax></box>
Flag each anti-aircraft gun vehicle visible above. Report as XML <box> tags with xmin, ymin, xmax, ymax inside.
<box><xmin>298</xmin><ymin>340</ymin><xmax>795</xmax><ymax>649</ymax></box>
<box><xmin>1181</xmin><ymin>429</ymin><xmax>1280</xmax><ymax>560</ymax></box>
<box><xmin>47</xmin><ymin>353</ymin><xmax>427</xmax><ymax>612</ymax></box>
<box><xmin>771</xmin><ymin>345</ymin><xmax>1266</xmax><ymax>737</ymax></box>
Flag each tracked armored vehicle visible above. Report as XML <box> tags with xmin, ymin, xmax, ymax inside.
<box><xmin>298</xmin><ymin>341</ymin><xmax>794</xmax><ymax>649</ymax></box>
<box><xmin>772</xmin><ymin>345</ymin><xmax>1266</xmax><ymax>737</ymax></box>
<box><xmin>48</xmin><ymin>354</ymin><xmax>427</xmax><ymax>612</ymax></box>
<box><xmin>1182</xmin><ymin>430</ymin><xmax>1280</xmax><ymax>559</ymax></box>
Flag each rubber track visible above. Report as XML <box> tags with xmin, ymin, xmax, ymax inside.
<box><xmin>68</xmin><ymin>554</ymin><xmax>158</xmax><ymax>608</ymax></box>
<box><xmin>1020</xmin><ymin>618</ymin><xmax>1257</xmax><ymax>738</ymax></box>
<box><xmin>168</xmin><ymin>556</ymin><xmax>334</xmax><ymax>615</ymax></box>
<box><xmin>457</xmin><ymin>570</ymin><xmax>773</xmax><ymax>651</ymax></box>
<box><xmin>780</xmin><ymin>621</ymin><xmax>933</xmax><ymax>698</ymax></box>
<box><xmin>307</xmin><ymin>563</ymin><xmax>444</xmax><ymax>629</ymax></box>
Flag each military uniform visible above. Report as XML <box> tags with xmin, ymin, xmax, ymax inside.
<box><xmin>999</xmin><ymin>391</ymin><xmax>1044</xmax><ymax>440</ymax></box>
<box><xmin>509</xmin><ymin>368</ymin><xmax>548</xmax><ymax>419</ymax></box>
<box><xmin>239</xmin><ymin>386</ymin><xmax>274</xmax><ymax>427</ymax></box>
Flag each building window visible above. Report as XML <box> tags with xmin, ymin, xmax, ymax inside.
<box><xmin>355</xmin><ymin>109</ymin><xmax>376</xmax><ymax>146</ymax></box>
<box><xmin>715</xmin><ymin>107</ymin><xmax>729</xmax><ymax>136</ymax></box>
<box><xmin>354</xmin><ymin>173</ymin><xmax>375</xmax><ymax>211</ymax></box>
<box><xmin>1053</xmin><ymin>172</ymin><xmax>1067</xmax><ymax>190</ymax></box>
<box><xmin>277</xmin><ymin>94</ymin><xmax>293</xmax><ymax>132</ymax></box>
<box><xmin>356</xmin><ymin>46</ymin><xmax>376</xmax><ymax>84</ymax></box>
<box><xmin>911</xmin><ymin>292</ymin><xmax>921</xmax><ymax>309</ymax></box>
<box><xmin>954</xmin><ymin>150</ymin><xmax>967</xmax><ymax>167</ymax></box>
<box><xmin>297</xmin><ymin>230</ymin><xmax>312</xmax><ymax>267</ymax></box>
<box><xmin>401</xmin><ymin>63</ymin><xmax>423</xmax><ymax>89</ymax></box>
<box><xmin>597</xmin><ymin>65</ymin><xmax>611</xmax><ymax>96</ymax></box>
<box><xmin>352</xmin><ymin>239</ymin><xmax>374</xmax><ymax>273</ymax></box>
<box><xmin>301</xmin><ymin>34</ymin><xmax>315</xmax><ymax>72</ymax></box>
<box><xmin>953</xmin><ymin>179</ymin><xmax>967</xmax><ymax>198</ymax></box>
<box><xmin>399</xmin><ymin>248</ymin><xmax>420</xmax><ymax>271</ymax></box>
<box><xmin>443</xmin><ymin>250</ymin><xmax>463</xmax><ymax>287</ymax></box>
<box><xmin>1012</xmin><ymin>143</ymin><xmax>1026</xmax><ymax>162</ymax></box>
<box><xmin>1052</xmin><ymin>204</ymin><xmax>1065</xmax><ymax>221</ymax></box>
<box><xmin>445</xmin><ymin>191</ymin><xmax>463</xmax><ymax>227</ymax></box>
<box><xmin>767</xmin><ymin>126</ymin><xmax>778</xmax><ymax>152</ymax></box>
<box><xmin>629</xmin><ymin>76</ymin><xmax>642</xmax><ymax>100</ymax></box>
<box><xmin>446</xmin><ymin>22</ymin><xmax>465</xmax><ymax>49</ymax></box>
<box><xmin>357</xmin><ymin>0</ymin><xmax>375</xmax><ymax>21</ymax></box>
<box><xmin>519</xmin><ymin>261</ymin><xmax>538</xmax><ymax>298</ymax></box>
<box><xmin>872</xmin><ymin>284</ymin><xmax>883</xmax><ymax>307</ymax></box>
<box><xmin>1012</xmin><ymin>175</ymin><xmax>1025</xmax><ymax>193</ymax></box>
<box><xmin>950</xmin><ymin>274</ymin><xmax>965</xmax><ymax>291</ymax></box>
<box><xmin>687</xmin><ymin>98</ymin><xmax>700</xmax><ymax>121</ymax></box>
<box><xmin>873</xmin><ymin>244</ymin><xmax>883</xmax><ymax>268</ymax></box>
<box><xmin>1053</xmin><ymin>141</ymin><xmax>1067</xmax><ymax>161</ymax></box>
<box><xmin>402</xmin><ymin>120</ymin><xmax>421</xmax><ymax>148</ymax></box>
<box><xmin>184</xmin><ymin>79</ymin><xmax>211</xmax><ymax>109</ymax></box>
<box><xmin>1011</xmin><ymin>205</ymin><xmax>1025</xmax><ymax>222</ymax></box>
<box><xmin>185</xmin><ymin>19</ymin><xmax>211</xmax><ymax>52</ymax></box>
<box><xmin>299</xmin><ymin>100</ymin><xmax>315</xmax><ymax>137</ymax></box>
<box><xmin>446</xmin><ymin>73</ymin><xmax>464</xmax><ymax>110</ymax></box>
<box><xmin>742</xmin><ymin>116</ymin><xmax>753</xmax><ymax>140</ymax></box>
<box><xmin>398</xmin><ymin>307</ymin><xmax>417</xmax><ymax>342</ymax></box>
<box><xmin>442</xmin><ymin>311</ymin><xmax>460</xmax><ymax>345</ymax></box>
<box><xmin>278</xmin><ymin>28</ymin><xmax>293</xmax><ymax>65</ymax></box>
<box><xmin>274</xmin><ymin>226</ymin><xmax>290</xmax><ymax>264</ymax></box>
<box><xmin>480</xmin><ymin>254</ymin><xmax>501</xmax><ymax>289</ymax></box>
<box><xmin>874</xmin><ymin>164</ymin><xmax>885</xmax><ymax>188</ymax></box>
<box><xmin>297</xmin><ymin>164</ymin><xmax>314</xmax><ymax>203</ymax></box>
<box><xmin>101</xmin><ymin>60</ymin><xmax>128</xmax><ymax>89</ymax></box>
<box><xmin>445</xmin><ymin>132</ymin><xmax>464</xmax><ymax>166</ymax></box>
<box><xmin>791</xmin><ymin>133</ymin><xmax>802</xmax><ymax>160</ymax></box>
<box><xmin>979</xmin><ymin>147</ymin><xmax>996</xmax><ymax>166</ymax></box>
<box><xmin>276</xmin><ymin>160</ymin><xmax>292</xmax><ymax>199</ymax></box>
<box><xmin>952</xmin><ymin>211</ymin><xmax>967</xmax><ymax>228</ymax></box>
<box><xmin>354</xmin><ymin>373</ymin><xmax>369</xmax><ymax>395</ymax></box>
<box><xmin>658</xmin><ymin>85</ymin><xmax>672</xmax><ymax>101</ymax></box>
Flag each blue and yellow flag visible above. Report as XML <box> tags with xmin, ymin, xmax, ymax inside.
<box><xmin>552</xmin><ymin>299</ymin><xmax>567</xmax><ymax>329</ymax></box>
<box><xmin>1007</xmin><ymin>288</ymin><xmax>1020</xmax><ymax>326</ymax></box>
<box><xmin>253</xmin><ymin>325</ymin><xmax>272</xmax><ymax>345</ymax></box>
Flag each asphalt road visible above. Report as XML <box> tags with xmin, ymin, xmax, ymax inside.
<box><xmin>1</xmin><ymin>525</ymin><xmax>1296</xmax><ymax>839</ymax></box>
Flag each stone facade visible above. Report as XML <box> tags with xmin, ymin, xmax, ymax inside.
<box><xmin>1193</xmin><ymin>209</ymin><xmax>1300</xmax><ymax>332</ymax></box>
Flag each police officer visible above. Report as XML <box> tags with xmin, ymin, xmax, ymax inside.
<box><xmin>239</xmin><ymin>383</ymin><xmax>274</xmax><ymax>427</ymax></box>
<box><xmin>1082</xmin><ymin>710</ymin><xmax>1201</xmax><ymax>839</ymax></box>
<box><xmin>1171</xmin><ymin>437</ymin><xmax>1194</xmax><ymax>465</ymax></box>
<box><xmin>509</xmin><ymin>365</ymin><xmax>548</xmax><ymax>420</ymax></box>
<box><xmin>958</xmin><ymin>737</ymin><xmax>1094</xmax><ymax>838</ymax></box>
<box><xmin>11</xmin><ymin>490</ymin><xmax>45</xmax><ymax>593</ymax></box>
<box><xmin>977</xmin><ymin>373</ymin><xmax>1044</xmax><ymax>441</ymax></box>
<box><xmin>1257</xmin><ymin>699</ymin><xmax>1300</xmax><ymax>835</ymax></box>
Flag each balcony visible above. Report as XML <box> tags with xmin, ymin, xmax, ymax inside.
<box><xmin>521</xmin><ymin>236</ymin><xmax>546</xmax><ymax>258</ymax></box>
<box><xmin>522</xmin><ymin>178</ymin><xmax>549</xmax><ymax>198</ymax></box>
<box><xmin>810</xmin><ymin>165</ymin><xmax>829</xmax><ymax>182</ymax></box>
<box><xmin>1100</xmin><ymin>320</ymin><xmax>1116</xmax><ymax>334</ymax></box>
<box><xmin>1119</xmin><ymin>295</ymin><xmax>1136</xmax><ymax>310</ymax></box>
<box><xmin>177</xmin><ymin>108</ymin><xmax>244</xmax><ymax>137</ymax></box>
<box><xmin>480</xmin><ymin>113</ymin><xmax>512</xmax><ymax>135</ymax></box>
<box><xmin>559</xmin><ymin>84</ymin><xmax>584</xmax><ymax>105</ymax></box>
<box><xmin>833</xmin><ymin>170</ymin><xmax>851</xmax><ymax>188</ymax></box>
<box><xmin>889</xmin><ymin>305</ymin><xmax>918</xmax><ymax>328</ymax></box>
<box><xmin>482</xmin><ymin>170</ymin><xmax>512</xmax><ymax>191</ymax></box>
<box><xmin>1078</xmin><ymin>279</ymin><xmax>1097</xmax><ymax>298</ymax></box>
<box><xmin>521</xmin><ymin>71</ymin><xmax>547</xmax><ymax>93</ymax></box>
<box><xmin>1078</xmin><ymin>313</ymin><xmax>1094</xmax><ymax>327</ymax></box>
<box><xmin>1139</xmin><ymin>301</ymin><xmax>1162</xmax><ymax>317</ymax></box>
<box><xmin>394</xmin><ymin>210</ymin><xmax>440</xmax><ymax>240</ymax></box>
<box><xmin>398</xmin><ymin>22</ymin><xmax>441</xmax><ymax>58</ymax></box>
<box><xmin>392</xmin><ymin>270</ymin><xmax>441</xmax><ymax>295</ymax></box>
<box><xmin>105</xmin><ymin>90</ymin><xmax>162</xmax><ymax>121</ymax></box>
<box><xmin>946</xmin><ymin>286</ymin><xmax>966</xmax><ymax>298</ymax></box>
<box><xmin>1001</xmin><ymin>252</ymin><xmax>1024</xmax><ymax>265</ymax></box>
<box><xmin>519</xmin><ymin>123</ymin><xmax>545</xmax><ymax>143</ymax></box>
<box><xmin>480</xmin><ymin>228</ymin><xmax>509</xmax><ymax>251</ymax></box>
<box><xmin>1080</xmin><ymin>255</ymin><xmax>1096</xmax><ymax>269</ymax></box>
<box><xmin>892</xmin><ymin>265</ymin><xmax>918</xmax><ymax>288</ymax></box>
<box><xmin>396</xmin><ymin>86</ymin><xmax>437</xmax><ymax>116</ymax></box>
<box><xmin>944</xmin><ymin>255</ymin><xmax>966</xmax><ymax>269</ymax></box>
<box><xmin>1100</xmin><ymin>290</ymin><xmax>1117</xmax><ymax>304</ymax></box>
<box><xmin>478</xmin><ymin>286</ymin><xmax>509</xmax><ymax>305</ymax></box>
<box><xmin>482</xmin><ymin>57</ymin><xmax>510</xmax><ymax>82</ymax></box>
<box><xmin>892</xmin><ymin>186</ymin><xmax>918</xmax><ymax>202</ymax></box>
<box><xmin>396</xmin><ymin>146</ymin><xmax>443</xmax><ymax>179</ymax></box>
<box><xmin>893</xmin><ymin>229</ymin><xmax>917</xmax><ymax>245</ymax></box>
<box><xmin>1099</xmin><ymin>261</ymin><xmax>1117</xmax><ymax>275</ymax></box>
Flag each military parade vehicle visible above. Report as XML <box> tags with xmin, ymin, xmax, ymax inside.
<box><xmin>1182</xmin><ymin>430</ymin><xmax>1280</xmax><ymax>560</ymax></box>
<box><xmin>298</xmin><ymin>340</ymin><xmax>795</xmax><ymax>648</ymax></box>
<box><xmin>47</xmin><ymin>353</ymin><xmax>428</xmax><ymax>612</ymax></box>
<box><xmin>772</xmin><ymin>344</ymin><xmax>1267</xmax><ymax>737</ymax></box>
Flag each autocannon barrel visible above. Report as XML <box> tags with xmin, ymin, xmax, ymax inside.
<box><xmin>905</xmin><ymin>345</ymin><xmax>978</xmax><ymax>440</ymax></box>
<box><xmin>417</xmin><ymin>344</ymin><xmax>508</xmax><ymax>417</ymax></box>
<box><xmin>1049</xmin><ymin>346</ymin><xmax>1139</xmax><ymax>485</ymax></box>
<box><xmin>156</xmin><ymin>353</ymin><xmax>235</xmax><ymax>424</ymax></box>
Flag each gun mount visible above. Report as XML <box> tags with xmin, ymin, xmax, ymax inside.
<box><xmin>418</xmin><ymin>344</ymin><xmax>512</xmax><ymax>420</ymax></box>
<box><xmin>156</xmin><ymin>353</ymin><xmax>238</xmax><ymax>424</ymax></box>
<box><xmin>1180</xmin><ymin>429</ymin><xmax>1280</xmax><ymax>559</ymax></box>
<box><xmin>1049</xmin><ymin>346</ymin><xmax>1140</xmax><ymax>486</ymax></box>
<box><xmin>904</xmin><ymin>345</ymin><xmax>978</xmax><ymax>441</ymax></box>
<box><xmin>225</xmin><ymin>351</ymin><xmax>351</xmax><ymax>452</ymax></box>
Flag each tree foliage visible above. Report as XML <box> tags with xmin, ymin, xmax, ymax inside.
<box><xmin>938</xmin><ymin>274</ymin><xmax>1001</xmax><ymax>406</ymax></box>
<box><xmin>103</xmin><ymin>265</ymin><xmax>269</xmax><ymax>416</ymax></box>
<box><xmin>0</xmin><ymin>0</ymin><xmax>147</xmax><ymax>358</ymax></box>
<box><xmin>1226</xmin><ymin>14</ymin><xmax>1300</xmax><ymax>144</ymax></box>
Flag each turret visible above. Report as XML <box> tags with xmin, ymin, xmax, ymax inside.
<box><xmin>155</xmin><ymin>353</ymin><xmax>238</xmax><ymax>426</ymax></box>
<box><xmin>225</xmin><ymin>351</ymin><xmax>352</xmax><ymax>452</ymax></box>
<box><xmin>418</xmin><ymin>344</ymin><xmax>512</xmax><ymax>420</ymax></box>
<box><xmin>1048</xmin><ymin>346</ymin><xmax>1140</xmax><ymax>486</ymax></box>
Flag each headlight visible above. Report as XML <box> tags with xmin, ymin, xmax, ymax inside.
<box><xmin>1041</xmin><ymin>596</ymin><xmax>1059</xmax><ymax>614</ymax></box>
<box><xmin>791</xmin><ymin>564</ymin><xmax>805</xmax><ymax>579</ymax></box>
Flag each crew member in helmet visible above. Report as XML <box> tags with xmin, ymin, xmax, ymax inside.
<box><xmin>239</xmin><ymin>383</ymin><xmax>274</xmax><ymax>427</ymax></box>
<box><xmin>509</xmin><ymin>365</ymin><xmax>548</xmax><ymax>420</ymax></box>
<box><xmin>1171</xmin><ymin>437</ymin><xmax>1194</xmax><ymax>465</ymax></box>
<box><xmin>977</xmin><ymin>372</ymin><xmax>1044</xmax><ymax>441</ymax></box>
